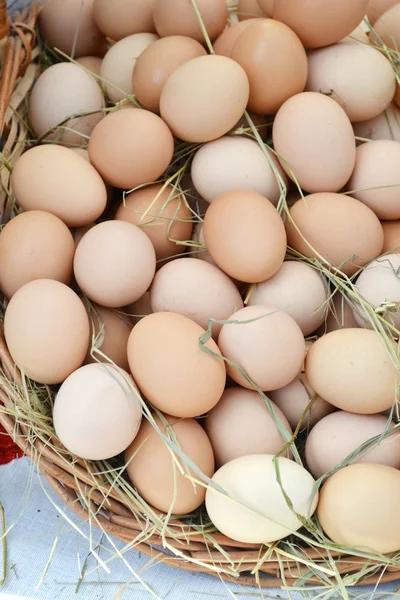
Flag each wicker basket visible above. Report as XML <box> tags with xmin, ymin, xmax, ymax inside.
<box><xmin>0</xmin><ymin>2</ymin><xmax>399</xmax><ymax>591</ymax></box>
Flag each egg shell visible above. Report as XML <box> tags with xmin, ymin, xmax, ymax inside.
<box><xmin>286</xmin><ymin>193</ymin><xmax>384</xmax><ymax>276</ymax></box>
<box><xmin>126</xmin><ymin>292</ymin><xmax>152</xmax><ymax>326</ymax></box>
<box><xmin>160</xmin><ymin>55</ymin><xmax>250</xmax><ymax>143</ymax></box>
<box><xmin>267</xmin><ymin>0</ymin><xmax>369</xmax><ymax>48</ymax></box>
<box><xmin>347</xmin><ymin>140</ymin><xmax>400</xmax><ymax>220</ymax></box>
<box><xmin>238</xmin><ymin>0</ymin><xmax>266</xmax><ymax>19</ymax></box>
<box><xmin>127</xmin><ymin>312</ymin><xmax>226</xmax><ymax>418</ymax></box>
<box><xmin>213</xmin><ymin>19</ymin><xmax>264</xmax><ymax>57</ymax></box>
<box><xmin>125</xmin><ymin>414</ymin><xmax>214</xmax><ymax>514</ymax></box>
<box><xmin>325</xmin><ymin>291</ymin><xmax>360</xmax><ymax>332</ymax></box>
<box><xmin>367</xmin><ymin>0</ymin><xmax>400</xmax><ymax>23</ymax></box>
<box><xmin>74</xmin><ymin>221</ymin><xmax>156</xmax><ymax>308</ymax></box>
<box><xmin>76</xmin><ymin>55</ymin><xmax>103</xmax><ymax>76</ymax></box>
<box><xmin>191</xmin><ymin>136</ymin><xmax>287</xmax><ymax>205</ymax></box>
<box><xmin>269</xmin><ymin>374</ymin><xmax>334</xmax><ymax>431</ymax></box>
<box><xmin>306</xmin><ymin>41</ymin><xmax>396</xmax><ymax>123</ymax></box>
<box><xmin>232</xmin><ymin>19</ymin><xmax>308</xmax><ymax>115</ymax></box>
<box><xmin>4</xmin><ymin>280</ymin><xmax>90</xmax><ymax>384</ymax></box>
<box><xmin>354</xmin><ymin>104</ymin><xmax>400</xmax><ymax>142</ymax></box>
<box><xmin>248</xmin><ymin>261</ymin><xmax>328</xmax><ymax>335</ymax></box>
<box><xmin>0</xmin><ymin>211</ymin><xmax>75</xmax><ymax>298</ymax></box>
<box><xmin>206</xmin><ymin>454</ymin><xmax>318</xmax><ymax>544</ymax></box>
<box><xmin>88</xmin><ymin>108</ymin><xmax>174</xmax><ymax>190</ymax></box>
<box><xmin>28</xmin><ymin>62</ymin><xmax>104</xmax><ymax>146</ymax></box>
<box><xmin>374</xmin><ymin>4</ymin><xmax>400</xmax><ymax>50</ymax></box>
<box><xmin>152</xmin><ymin>0</ymin><xmax>228</xmax><ymax>43</ymax></box>
<box><xmin>306</xmin><ymin>329</ymin><xmax>398</xmax><ymax>414</ymax></box>
<box><xmin>204</xmin><ymin>387</ymin><xmax>292</xmax><ymax>467</ymax></box>
<box><xmin>317</xmin><ymin>463</ymin><xmax>400</xmax><ymax>553</ymax></box>
<box><xmin>273</xmin><ymin>92</ymin><xmax>356</xmax><ymax>193</ymax></box>
<box><xmin>39</xmin><ymin>0</ymin><xmax>105</xmax><ymax>58</ymax></box>
<box><xmin>133</xmin><ymin>36</ymin><xmax>206</xmax><ymax>114</ymax></box>
<box><xmin>150</xmin><ymin>258</ymin><xmax>244</xmax><ymax>337</ymax></box>
<box><xmin>382</xmin><ymin>220</ymin><xmax>400</xmax><ymax>253</ymax></box>
<box><xmin>353</xmin><ymin>254</ymin><xmax>400</xmax><ymax>329</ymax></box>
<box><xmin>101</xmin><ymin>33</ymin><xmax>159</xmax><ymax>103</ymax></box>
<box><xmin>11</xmin><ymin>145</ymin><xmax>107</xmax><ymax>227</ymax></box>
<box><xmin>218</xmin><ymin>305</ymin><xmax>305</xmax><ymax>391</ymax></box>
<box><xmin>254</xmin><ymin>0</ymin><xmax>274</xmax><ymax>15</ymax></box>
<box><xmin>85</xmin><ymin>304</ymin><xmax>132</xmax><ymax>370</ymax></box>
<box><xmin>305</xmin><ymin>411</ymin><xmax>400</xmax><ymax>480</ymax></box>
<box><xmin>203</xmin><ymin>190</ymin><xmax>287</xmax><ymax>283</ymax></box>
<box><xmin>93</xmin><ymin>0</ymin><xmax>156</xmax><ymax>40</ymax></box>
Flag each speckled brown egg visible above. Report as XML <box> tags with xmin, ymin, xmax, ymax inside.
<box><xmin>286</xmin><ymin>193</ymin><xmax>384</xmax><ymax>276</ymax></box>
<box><xmin>232</xmin><ymin>19</ymin><xmax>308</xmax><ymax>115</ymax></box>
<box><xmin>382</xmin><ymin>220</ymin><xmax>400</xmax><ymax>253</ymax></box>
<box><xmin>152</xmin><ymin>0</ymin><xmax>228</xmax><ymax>43</ymax></box>
<box><xmin>85</xmin><ymin>303</ymin><xmax>132</xmax><ymax>370</ymax></box>
<box><xmin>93</xmin><ymin>0</ymin><xmax>156</xmax><ymax>40</ymax></box>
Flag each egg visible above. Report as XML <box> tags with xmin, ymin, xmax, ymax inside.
<box><xmin>203</xmin><ymin>190</ymin><xmax>287</xmax><ymax>283</ymax></box>
<box><xmin>231</xmin><ymin>19</ymin><xmax>308</xmax><ymax>116</ymax></box>
<box><xmin>125</xmin><ymin>414</ymin><xmax>215</xmax><ymax>514</ymax></box>
<box><xmin>150</xmin><ymin>258</ymin><xmax>244</xmax><ymax>337</ymax></box>
<box><xmin>305</xmin><ymin>412</ymin><xmax>400</xmax><ymax>479</ymax></box>
<box><xmin>306</xmin><ymin>41</ymin><xmax>396</xmax><ymax>123</ymax></box>
<box><xmin>74</xmin><ymin>221</ymin><xmax>156</xmax><ymax>308</ymax></box>
<box><xmin>126</xmin><ymin>292</ymin><xmax>152</xmax><ymax>325</ymax></box>
<box><xmin>354</xmin><ymin>104</ymin><xmax>400</xmax><ymax>142</ymax></box>
<box><xmin>85</xmin><ymin>304</ymin><xmax>132</xmax><ymax>370</ymax></box>
<box><xmin>374</xmin><ymin>4</ymin><xmax>400</xmax><ymax>50</ymax></box>
<box><xmin>213</xmin><ymin>19</ymin><xmax>263</xmax><ymax>57</ymax></box>
<box><xmin>317</xmin><ymin>463</ymin><xmax>400</xmax><ymax>553</ymax></box>
<box><xmin>248</xmin><ymin>261</ymin><xmax>328</xmax><ymax>336</ymax></box>
<box><xmin>71</xmin><ymin>148</ymin><xmax>90</xmax><ymax>161</ymax></box>
<box><xmin>152</xmin><ymin>0</ymin><xmax>228</xmax><ymax>42</ymax></box>
<box><xmin>190</xmin><ymin>136</ymin><xmax>287</xmax><ymax>205</ymax></box>
<box><xmin>286</xmin><ymin>193</ymin><xmax>384</xmax><ymax>276</ymax></box>
<box><xmin>100</xmin><ymin>33</ymin><xmax>159</xmax><ymax>103</ymax></box>
<box><xmin>0</xmin><ymin>211</ymin><xmax>75</xmax><ymax>298</ymax></box>
<box><xmin>382</xmin><ymin>220</ymin><xmax>400</xmax><ymax>253</ymax></box>
<box><xmin>206</xmin><ymin>455</ymin><xmax>318</xmax><ymax>543</ymax></box>
<box><xmin>269</xmin><ymin>374</ymin><xmax>334</xmax><ymax>431</ymax></box>
<box><xmin>272</xmin><ymin>92</ymin><xmax>356</xmax><ymax>193</ymax></box>
<box><xmin>93</xmin><ymin>0</ymin><xmax>156</xmax><ymax>40</ymax></box>
<box><xmin>347</xmin><ymin>141</ymin><xmax>400</xmax><ymax>220</ymax></box>
<box><xmin>39</xmin><ymin>0</ymin><xmax>105</xmax><ymax>58</ymax></box>
<box><xmin>204</xmin><ymin>387</ymin><xmax>292</xmax><ymax>467</ymax></box>
<box><xmin>11</xmin><ymin>145</ymin><xmax>107</xmax><ymax>227</ymax></box>
<box><xmin>88</xmin><ymin>108</ymin><xmax>174</xmax><ymax>190</ymax></box>
<box><xmin>29</xmin><ymin>63</ymin><xmax>104</xmax><ymax>146</ymax></box>
<box><xmin>160</xmin><ymin>55</ymin><xmax>250</xmax><ymax>143</ymax></box>
<box><xmin>367</xmin><ymin>0</ymin><xmax>400</xmax><ymax>23</ymax></box>
<box><xmin>353</xmin><ymin>254</ymin><xmax>400</xmax><ymax>329</ymax></box>
<box><xmin>133</xmin><ymin>36</ymin><xmax>206</xmax><ymax>114</ymax></box>
<box><xmin>218</xmin><ymin>305</ymin><xmax>305</xmax><ymax>391</ymax></box>
<box><xmin>325</xmin><ymin>291</ymin><xmax>360</xmax><ymax>332</ymax></box>
<box><xmin>128</xmin><ymin>312</ymin><xmax>226</xmax><ymax>417</ymax></box>
<box><xmin>4</xmin><ymin>280</ymin><xmax>90</xmax><ymax>384</ymax></box>
<box><xmin>74</xmin><ymin>223</ymin><xmax>94</xmax><ymax>247</ymax></box>
<box><xmin>76</xmin><ymin>55</ymin><xmax>103</xmax><ymax>76</ymax></box>
<box><xmin>306</xmin><ymin>329</ymin><xmax>398</xmax><ymax>414</ymax></box>
<box><xmin>238</xmin><ymin>0</ymin><xmax>266</xmax><ymax>19</ymax></box>
<box><xmin>344</xmin><ymin>24</ymin><xmax>369</xmax><ymax>43</ymax></box>
<box><xmin>266</xmin><ymin>0</ymin><xmax>370</xmax><ymax>48</ymax></box>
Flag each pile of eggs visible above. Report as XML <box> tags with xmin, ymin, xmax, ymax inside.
<box><xmin>5</xmin><ymin>0</ymin><xmax>400</xmax><ymax>554</ymax></box>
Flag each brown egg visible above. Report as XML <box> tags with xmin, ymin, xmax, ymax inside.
<box><xmin>238</xmin><ymin>0</ymin><xmax>266</xmax><ymax>19</ymax></box>
<box><xmin>39</xmin><ymin>0</ymin><xmax>105</xmax><ymax>58</ymax></box>
<box><xmin>213</xmin><ymin>19</ymin><xmax>263</xmax><ymax>57</ymax></box>
<box><xmin>101</xmin><ymin>33</ymin><xmax>159</xmax><ymax>103</ymax></box>
<box><xmin>273</xmin><ymin>92</ymin><xmax>356</xmax><ymax>193</ymax></box>
<box><xmin>232</xmin><ymin>19</ymin><xmax>308</xmax><ymax>116</ymax></box>
<box><xmin>125</xmin><ymin>414</ymin><xmax>214</xmax><ymax>514</ymax></box>
<box><xmin>317</xmin><ymin>464</ymin><xmax>400</xmax><ymax>553</ymax></box>
<box><xmin>204</xmin><ymin>387</ymin><xmax>292</xmax><ymax>467</ymax></box>
<box><xmin>382</xmin><ymin>220</ymin><xmax>400</xmax><ymax>253</ymax></box>
<box><xmin>86</xmin><ymin>303</ymin><xmax>132</xmax><ymax>370</ymax></box>
<box><xmin>306</xmin><ymin>329</ymin><xmax>398</xmax><ymax>414</ymax></box>
<box><xmin>133</xmin><ymin>36</ymin><xmax>206</xmax><ymax>114</ymax></box>
<box><xmin>325</xmin><ymin>291</ymin><xmax>359</xmax><ymax>332</ymax></box>
<box><xmin>152</xmin><ymin>0</ymin><xmax>228</xmax><ymax>43</ymax></box>
<box><xmin>93</xmin><ymin>0</ymin><xmax>156</xmax><ymax>40</ymax></box>
<box><xmin>88</xmin><ymin>108</ymin><xmax>174</xmax><ymax>190</ymax></box>
<box><xmin>150</xmin><ymin>258</ymin><xmax>244</xmax><ymax>337</ymax></box>
<box><xmin>203</xmin><ymin>190</ymin><xmax>287</xmax><ymax>283</ymax></box>
<box><xmin>74</xmin><ymin>221</ymin><xmax>156</xmax><ymax>308</ymax></box>
<box><xmin>4</xmin><ymin>280</ymin><xmax>90</xmax><ymax>384</ymax></box>
<box><xmin>306</xmin><ymin>41</ymin><xmax>396</xmax><ymax>122</ymax></box>
<box><xmin>305</xmin><ymin>412</ymin><xmax>400</xmax><ymax>479</ymax></box>
<box><xmin>367</xmin><ymin>0</ymin><xmax>400</xmax><ymax>23</ymax></box>
<box><xmin>286</xmin><ymin>193</ymin><xmax>384</xmax><ymax>276</ymax></box>
<box><xmin>127</xmin><ymin>312</ymin><xmax>226</xmax><ymax>418</ymax></box>
<box><xmin>0</xmin><ymin>211</ymin><xmax>75</xmax><ymax>299</ymax></box>
<box><xmin>267</xmin><ymin>0</ymin><xmax>370</xmax><ymax>48</ymax></box>
<box><xmin>160</xmin><ymin>55</ymin><xmax>250</xmax><ymax>143</ymax></box>
<box><xmin>115</xmin><ymin>184</ymin><xmax>193</xmax><ymax>261</ymax></box>
<box><xmin>76</xmin><ymin>55</ymin><xmax>102</xmax><ymax>76</ymax></box>
<box><xmin>354</xmin><ymin>104</ymin><xmax>400</xmax><ymax>142</ymax></box>
<box><xmin>11</xmin><ymin>145</ymin><xmax>107</xmax><ymax>227</ymax></box>
<box><xmin>374</xmin><ymin>4</ymin><xmax>400</xmax><ymax>50</ymax></box>
<box><xmin>218</xmin><ymin>305</ymin><xmax>305</xmax><ymax>391</ymax></box>
<box><xmin>269</xmin><ymin>374</ymin><xmax>334</xmax><ymax>431</ymax></box>
<box><xmin>28</xmin><ymin>63</ymin><xmax>104</xmax><ymax>146</ymax></box>
<box><xmin>126</xmin><ymin>292</ymin><xmax>152</xmax><ymax>325</ymax></box>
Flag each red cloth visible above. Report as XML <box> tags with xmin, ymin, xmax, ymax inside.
<box><xmin>0</xmin><ymin>423</ymin><xmax>23</xmax><ymax>464</ymax></box>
